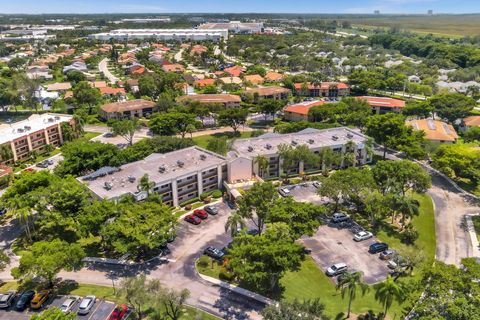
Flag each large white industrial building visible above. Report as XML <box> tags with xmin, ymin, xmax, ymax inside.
<box><xmin>88</xmin><ymin>29</ymin><xmax>228</xmax><ymax>42</ymax></box>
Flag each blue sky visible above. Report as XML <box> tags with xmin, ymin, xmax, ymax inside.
<box><xmin>1</xmin><ymin>0</ymin><xmax>480</xmax><ymax>14</ymax></box>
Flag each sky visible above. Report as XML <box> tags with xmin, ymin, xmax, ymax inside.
<box><xmin>1</xmin><ymin>0</ymin><xmax>480</xmax><ymax>14</ymax></box>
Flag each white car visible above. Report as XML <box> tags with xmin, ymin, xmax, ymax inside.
<box><xmin>77</xmin><ymin>295</ymin><xmax>96</xmax><ymax>315</ymax></box>
<box><xmin>60</xmin><ymin>296</ymin><xmax>79</xmax><ymax>313</ymax></box>
<box><xmin>0</xmin><ymin>291</ymin><xmax>16</xmax><ymax>308</ymax></box>
<box><xmin>353</xmin><ymin>231</ymin><xmax>373</xmax><ymax>242</ymax></box>
<box><xmin>326</xmin><ymin>263</ymin><xmax>348</xmax><ymax>276</ymax></box>
<box><xmin>278</xmin><ymin>187</ymin><xmax>291</xmax><ymax>197</ymax></box>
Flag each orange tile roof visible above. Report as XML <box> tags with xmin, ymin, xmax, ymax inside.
<box><xmin>162</xmin><ymin>64</ymin><xmax>185</xmax><ymax>73</ymax></box>
<box><xmin>244</xmin><ymin>74</ymin><xmax>264</xmax><ymax>84</ymax></box>
<box><xmin>101</xmin><ymin>99</ymin><xmax>156</xmax><ymax>113</ymax></box>
<box><xmin>194</xmin><ymin>79</ymin><xmax>216</xmax><ymax>87</ymax></box>
<box><xmin>407</xmin><ymin>119</ymin><xmax>458</xmax><ymax>142</ymax></box>
<box><xmin>264</xmin><ymin>72</ymin><xmax>284</xmax><ymax>82</ymax></box>
<box><xmin>224</xmin><ymin>66</ymin><xmax>243</xmax><ymax>77</ymax></box>
<box><xmin>90</xmin><ymin>81</ymin><xmax>108</xmax><ymax>89</ymax></box>
<box><xmin>464</xmin><ymin>116</ymin><xmax>480</xmax><ymax>127</ymax></box>
<box><xmin>294</xmin><ymin>82</ymin><xmax>349</xmax><ymax>90</ymax></box>
<box><xmin>177</xmin><ymin>94</ymin><xmax>241</xmax><ymax>104</ymax></box>
<box><xmin>356</xmin><ymin>96</ymin><xmax>405</xmax><ymax>108</ymax></box>
<box><xmin>284</xmin><ymin>100</ymin><xmax>326</xmax><ymax>116</ymax></box>
<box><xmin>100</xmin><ymin>87</ymin><xmax>126</xmax><ymax>95</ymax></box>
<box><xmin>246</xmin><ymin>86</ymin><xmax>291</xmax><ymax>97</ymax></box>
<box><xmin>64</xmin><ymin>91</ymin><xmax>73</xmax><ymax>99</ymax></box>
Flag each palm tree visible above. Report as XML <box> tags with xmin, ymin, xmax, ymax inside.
<box><xmin>14</xmin><ymin>207</ymin><xmax>33</xmax><ymax>242</ymax></box>
<box><xmin>224</xmin><ymin>212</ymin><xmax>246</xmax><ymax>237</ymax></box>
<box><xmin>319</xmin><ymin>147</ymin><xmax>341</xmax><ymax>176</ymax></box>
<box><xmin>389</xmin><ymin>195</ymin><xmax>419</xmax><ymax>228</ymax></box>
<box><xmin>374</xmin><ymin>276</ymin><xmax>405</xmax><ymax>318</ymax></box>
<box><xmin>138</xmin><ymin>174</ymin><xmax>155</xmax><ymax>196</ymax></box>
<box><xmin>336</xmin><ymin>271</ymin><xmax>369</xmax><ymax>318</ymax></box>
<box><xmin>254</xmin><ymin>155</ymin><xmax>269</xmax><ymax>178</ymax></box>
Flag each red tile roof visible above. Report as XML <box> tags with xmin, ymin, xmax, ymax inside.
<box><xmin>464</xmin><ymin>116</ymin><xmax>480</xmax><ymax>127</ymax></box>
<box><xmin>99</xmin><ymin>87</ymin><xmax>126</xmax><ymax>95</ymax></box>
<box><xmin>294</xmin><ymin>82</ymin><xmax>349</xmax><ymax>90</ymax></box>
<box><xmin>356</xmin><ymin>96</ymin><xmax>405</xmax><ymax>108</ymax></box>
<box><xmin>194</xmin><ymin>79</ymin><xmax>216</xmax><ymax>87</ymax></box>
<box><xmin>407</xmin><ymin>119</ymin><xmax>458</xmax><ymax>142</ymax></box>
<box><xmin>284</xmin><ymin>100</ymin><xmax>326</xmax><ymax>116</ymax></box>
<box><xmin>224</xmin><ymin>66</ymin><xmax>243</xmax><ymax>77</ymax></box>
<box><xmin>101</xmin><ymin>99</ymin><xmax>155</xmax><ymax>113</ymax></box>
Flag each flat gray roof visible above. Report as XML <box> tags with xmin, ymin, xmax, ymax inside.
<box><xmin>230</xmin><ymin>127</ymin><xmax>369</xmax><ymax>159</ymax></box>
<box><xmin>80</xmin><ymin>146</ymin><xmax>226</xmax><ymax>199</ymax></box>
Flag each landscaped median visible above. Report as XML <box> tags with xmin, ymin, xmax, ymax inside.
<box><xmin>195</xmin><ymin>193</ymin><xmax>436</xmax><ymax>319</ymax></box>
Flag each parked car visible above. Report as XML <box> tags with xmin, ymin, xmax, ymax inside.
<box><xmin>109</xmin><ymin>304</ymin><xmax>128</xmax><ymax>320</ymax></box>
<box><xmin>204</xmin><ymin>205</ymin><xmax>218</xmax><ymax>215</ymax></box>
<box><xmin>278</xmin><ymin>187</ymin><xmax>291</xmax><ymax>197</ymax></box>
<box><xmin>30</xmin><ymin>290</ymin><xmax>50</xmax><ymax>309</ymax></box>
<box><xmin>331</xmin><ymin>212</ymin><xmax>350</xmax><ymax>223</ymax></box>
<box><xmin>60</xmin><ymin>296</ymin><xmax>79</xmax><ymax>313</ymax></box>
<box><xmin>369</xmin><ymin>242</ymin><xmax>389</xmax><ymax>254</ymax></box>
<box><xmin>15</xmin><ymin>290</ymin><xmax>35</xmax><ymax>311</ymax></box>
<box><xmin>23</xmin><ymin>168</ymin><xmax>34</xmax><ymax>172</ymax></box>
<box><xmin>312</xmin><ymin>181</ymin><xmax>321</xmax><ymax>188</ymax></box>
<box><xmin>193</xmin><ymin>209</ymin><xmax>208</xmax><ymax>220</ymax></box>
<box><xmin>326</xmin><ymin>263</ymin><xmax>348</xmax><ymax>276</ymax></box>
<box><xmin>35</xmin><ymin>161</ymin><xmax>49</xmax><ymax>168</ymax></box>
<box><xmin>379</xmin><ymin>249</ymin><xmax>397</xmax><ymax>260</ymax></box>
<box><xmin>104</xmin><ymin>132</ymin><xmax>114</xmax><ymax>138</ymax></box>
<box><xmin>388</xmin><ymin>256</ymin><xmax>407</xmax><ymax>270</ymax></box>
<box><xmin>77</xmin><ymin>295</ymin><xmax>96</xmax><ymax>315</ymax></box>
<box><xmin>184</xmin><ymin>214</ymin><xmax>201</xmax><ymax>225</ymax></box>
<box><xmin>45</xmin><ymin>159</ymin><xmax>54</xmax><ymax>165</ymax></box>
<box><xmin>353</xmin><ymin>231</ymin><xmax>373</xmax><ymax>242</ymax></box>
<box><xmin>204</xmin><ymin>246</ymin><xmax>225</xmax><ymax>260</ymax></box>
<box><xmin>0</xmin><ymin>290</ymin><xmax>16</xmax><ymax>308</ymax></box>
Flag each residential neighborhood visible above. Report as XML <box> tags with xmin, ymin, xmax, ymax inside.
<box><xmin>0</xmin><ymin>4</ymin><xmax>479</xmax><ymax>320</ymax></box>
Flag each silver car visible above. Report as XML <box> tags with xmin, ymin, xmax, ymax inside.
<box><xmin>77</xmin><ymin>295</ymin><xmax>96</xmax><ymax>315</ymax></box>
<box><xmin>0</xmin><ymin>291</ymin><xmax>16</xmax><ymax>308</ymax></box>
<box><xmin>60</xmin><ymin>296</ymin><xmax>79</xmax><ymax>313</ymax></box>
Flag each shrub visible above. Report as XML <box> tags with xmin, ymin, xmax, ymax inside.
<box><xmin>199</xmin><ymin>193</ymin><xmax>209</xmax><ymax>200</ymax></box>
<box><xmin>401</xmin><ymin>225</ymin><xmax>419</xmax><ymax>244</ymax></box>
<box><xmin>179</xmin><ymin>197</ymin><xmax>200</xmax><ymax>207</ymax></box>
<box><xmin>219</xmin><ymin>267</ymin><xmax>235</xmax><ymax>282</ymax></box>
<box><xmin>211</xmin><ymin>190</ymin><xmax>222</xmax><ymax>198</ymax></box>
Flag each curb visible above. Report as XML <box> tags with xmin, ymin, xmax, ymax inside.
<box><xmin>465</xmin><ymin>214</ymin><xmax>480</xmax><ymax>258</ymax></box>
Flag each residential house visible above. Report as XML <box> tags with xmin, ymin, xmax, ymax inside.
<box><xmin>46</xmin><ymin>82</ymin><xmax>72</xmax><ymax>92</ymax></box>
<box><xmin>100</xmin><ymin>99</ymin><xmax>157</xmax><ymax>120</ymax></box>
<box><xmin>356</xmin><ymin>96</ymin><xmax>405</xmax><ymax>114</ymax></box>
<box><xmin>26</xmin><ymin>65</ymin><xmax>53</xmax><ymax>80</ymax></box>
<box><xmin>99</xmin><ymin>87</ymin><xmax>127</xmax><ymax>99</ymax></box>
<box><xmin>176</xmin><ymin>94</ymin><xmax>242</xmax><ymax>108</ymax></box>
<box><xmin>407</xmin><ymin>119</ymin><xmax>458</xmax><ymax>144</ymax></box>
<box><xmin>294</xmin><ymin>82</ymin><xmax>350</xmax><ymax>98</ymax></box>
<box><xmin>459</xmin><ymin>116</ymin><xmax>480</xmax><ymax>132</ymax></box>
<box><xmin>162</xmin><ymin>63</ymin><xmax>185</xmax><ymax>73</ymax></box>
<box><xmin>283</xmin><ymin>100</ymin><xmax>325</xmax><ymax>122</ymax></box>
<box><xmin>223</xmin><ymin>66</ymin><xmax>243</xmax><ymax>77</ymax></box>
<box><xmin>245</xmin><ymin>86</ymin><xmax>291</xmax><ymax>101</ymax></box>
<box><xmin>194</xmin><ymin>78</ymin><xmax>216</xmax><ymax>88</ymax></box>
<box><xmin>264</xmin><ymin>71</ymin><xmax>284</xmax><ymax>82</ymax></box>
<box><xmin>63</xmin><ymin>61</ymin><xmax>87</xmax><ymax>73</ymax></box>
<box><xmin>244</xmin><ymin>74</ymin><xmax>264</xmax><ymax>85</ymax></box>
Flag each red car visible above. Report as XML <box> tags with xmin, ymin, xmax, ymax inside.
<box><xmin>23</xmin><ymin>168</ymin><xmax>34</xmax><ymax>172</ymax></box>
<box><xmin>184</xmin><ymin>214</ymin><xmax>201</xmax><ymax>225</ymax></box>
<box><xmin>193</xmin><ymin>209</ymin><xmax>208</xmax><ymax>220</ymax></box>
<box><xmin>109</xmin><ymin>304</ymin><xmax>128</xmax><ymax>320</ymax></box>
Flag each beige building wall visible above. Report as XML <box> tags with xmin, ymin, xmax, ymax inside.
<box><xmin>227</xmin><ymin>157</ymin><xmax>252</xmax><ymax>183</ymax></box>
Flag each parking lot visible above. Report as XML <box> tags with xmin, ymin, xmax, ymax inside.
<box><xmin>280</xmin><ymin>182</ymin><xmax>327</xmax><ymax>205</ymax></box>
<box><xmin>301</xmin><ymin>225</ymin><xmax>391</xmax><ymax>284</ymax></box>
<box><xmin>0</xmin><ymin>294</ymin><xmax>121</xmax><ymax>320</ymax></box>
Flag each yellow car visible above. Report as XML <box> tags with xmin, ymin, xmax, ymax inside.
<box><xmin>30</xmin><ymin>290</ymin><xmax>50</xmax><ymax>309</ymax></box>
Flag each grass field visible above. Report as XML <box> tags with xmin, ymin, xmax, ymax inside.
<box><xmin>343</xmin><ymin>14</ymin><xmax>480</xmax><ymax>37</ymax></box>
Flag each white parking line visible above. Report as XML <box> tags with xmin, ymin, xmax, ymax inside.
<box><xmin>86</xmin><ymin>300</ymin><xmax>102</xmax><ymax>320</ymax></box>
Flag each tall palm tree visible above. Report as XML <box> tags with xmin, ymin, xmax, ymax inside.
<box><xmin>224</xmin><ymin>212</ymin><xmax>246</xmax><ymax>237</ymax></box>
<box><xmin>374</xmin><ymin>276</ymin><xmax>405</xmax><ymax>318</ymax></box>
<box><xmin>254</xmin><ymin>155</ymin><xmax>269</xmax><ymax>178</ymax></box>
<box><xmin>14</xmin><ymin>207</ymin><xmax>33</xmax><ymax>242</ymax></box>
<box><xmin>319</xmin><ymin>147</ymin><xmax>341</xmax><ymax>176</ymax></box>
<box><xmin>138</xmin><ymin>174</ymin><xmax>155</xmax><ymax>196</ymax></box>
<box><xmin>336</xmin><ymin>271</ymin><xmax>369</xmax><ymax>318</ymax></box>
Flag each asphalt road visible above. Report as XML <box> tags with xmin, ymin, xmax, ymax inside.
<box><xmin>98</xmin><ymin>58</ymin><xmax>119</xmax><ymax>84</ymax></box>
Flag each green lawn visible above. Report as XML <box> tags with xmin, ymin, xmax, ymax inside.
<box><xmin>82</xmin><ymin>131</ymin><xmax>102</xmax><ymax>141</ymax></box>
<box><xmin>192</xmin><ymin>131</ymin><xmax>252</xmax><ymax>149</ymax></box>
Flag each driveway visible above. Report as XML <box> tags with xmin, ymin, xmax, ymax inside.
<box><xmin>287</xmin><ymin>182</ymin><xmax>326</xmax><ymax>205</ymax></box>
<box><xmin>301</xmin><ymin>226</ymin><xmax>390</xmax><ymax>284</ymax></box>
<box><xmin>98</xmin><ymin>58</ymin><xmax>119</xmax><ymax>84</ymax></box>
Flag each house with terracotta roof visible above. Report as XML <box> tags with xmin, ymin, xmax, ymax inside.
<box><xmin>283</xmin><ymin>100</ymin><xmax>326</xmax><ymax>122</ymax></box>
<box><xmin>177</xmin><ymin>94</ymin><xmax>242</xmax><ymax>108</ymax></box>
<box><xmin>127</xmin><ymin>64</ymin><xmax>148</xmax><ymax>75</ymax></box>
<box><xmin>244</xmin><ymin>74</ymin><xmax>264</xmax><ymax>85</ymax></box>
<box><xmin>194</xmin><ymin>78</ymin><xmax>216</xmax><ymax>88</ymax></box>
<box><xmin>264</xmin><ymin>71</ymin><xmax>284</xmax><ymax>82</ymax></box>
<box><xmin>294</xmin><ymin>82</ymin><xmax>350</xmax><ymax>98</ymax></box>
<box><xmin>245</xmin><ymin>86</ymin><xmax>291</xmax><ymax>101</ymax></box>
<box><xmin>223</xmin><ymin>66</ymin><xmax>243</xmax><ymax>77</ymax></box>
<box><xmin>99</xmin><ymin>87</ymin><xmax>127</xmax><ymax>98</ymax></box>
<box><xmin>118</xmin><ymin>79</ymin><xmax>140</xmax><ymax>93</ymax></box>
<box><xmin>356</xmin><ymin>96</ymin><xmax>405</xmax><ymax>115</ymax></box>
<box><xmin>460</xmin><ymin>116</ymin><xmax>480</xmax><ymax>132</ymax></box>
<box><xmin>190</xmin><ymin>45</ymin><xmax>208</xmax><ymax>56</ymax></box>
<box><xmin>220</xmin><ymin>77</ymin><xmax>243</xmax><ymax>85</ymax></box>
<box><xmin>407</xmin><ymin>119</ymin><xmax>458</xmax><ymax>144</ymax></box>
<box><xmin>46</xmin><ymin>82</ymin><xmax>72</xmax><ymax>92</ymax></box>
<box><xmin>100</xmin><ymin>99</ymin><xmax>157</xmax><ymax>120</ymax></box>
<box><xmin>90</xmin><ymin>81</ymin><xmax>108</xmax><ymax>89</ymax></box>
<box><xmin>162</xmin><ymin>63</ymin><xmax>185</xmax><ymax>73</ymax></box>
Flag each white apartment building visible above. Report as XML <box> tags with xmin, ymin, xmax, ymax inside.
<box><xmin>88</xmin><ymin>29</ymin><xmax>228</xmax><ymax>42</ymax></box>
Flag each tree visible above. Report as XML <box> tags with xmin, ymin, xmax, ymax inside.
<box><xmin>318</xmin><ymin>147</ymin><xmax>341</xmax><ymax>176</ymax></box>
<box><xmin>100</xmin><ymin>202</ymin><xmax>177</xmax><ymax>259</ymax></box>
<box><xmin>262</xmin><ymin>298</ymin><xmax>329</xmax><ymax>320</ymax></box>
<box><xmin>225</xmin><ymin>212</ymin><xmax>247</xmax><ymax>237</ymax></box>
<box><xmin>463</xmin><ymin>126</ymin><xmax>480</xmax><ymax>142</ymax></box>
<box><xmin>431</xmin><ymin>144</ymin><xmax>480</xmax><ymax>185</ymax></box>
<box><xmin>268</xmin><ymin>197</ymin><xmax>323</xmax><ymax>240</ymax></box>
<box><xmin>337</xmin><ymin>271</ymin><xmax>369</xmax><ymax>319</ymax></box>
<box><xmin>0</xmin><ymin>251</ymin><xmax>10</xmax><ymax>272</ymax></box>
<box><xmin>65</xmin><ymin>70</ymin><xmax>87</xmax><ymax>84</ymax></box>
<box><xmin>109</xmin><ymin>118</ymin><xmax>139</xmax><ymax>146</ymax></box>
<box><xmin>374</xmin><ymin>276</ymin><xmax>405</xmax><ymax>318</ymax></box>
<box><xmin>429</xmin><ymin>93</ymin><xmax>475</xmax><ymax>123</ymax></box>
<box><xmin>13</xmin><ymin>74</ymin><xmax>40</xmax><ymax>112</ymax></box>
<box><xmin>203</xmin><ymin>85</ymin><xmax>219</xmax><ymax>94</ymax></box>
<box><xmin>149</xmin><ymin>112</ymin><xmax>197</xmax><ymax>138</ymax></box>
<box><xmin>236</xmin><ymin>182</ymin><xmax>279</xmax><ymax>235</ymax></box>
<box><xmin>73</xmin><ymin>81</ymin><xmax>102</xmax><ymax>114</ymax></box>
<box><xmin>217</xmin><ymin>108</ymin><xmax>248</xmax><ymax>134</ymax></box>
<box><xmin>30</xmin><ymin>307</ymin><xmax>76</xmax><ymax>320</ymax></box>
<box><xmin>254</xmin><ymin>155</ymin><xmax>269</xmax><ymax>178</ymax></box>
<box><xmin>138</xmin><ymin>174</ymin><xmax>155</xmax><ymax>196</ymax></box>
<box><xmin>152</xmin><ymin>287</ymin><xmax>190</xmax><ymax>320</ymax></box>
<box><xmin>206</xmin><ymin>136</ymin><xmax>228</xmax><ymax>155</ymax></box>
<box><xmin>228</xmin><ymin>223</ymin><xmax>304</xmax><ymax>294</ymax></box>
<box><xmin>362</xmin><ymin>190</ymin><xmax>390</xmax><ymax>226</ymax></box>
<box><xmin>12</xmin><ymin>239</ymin><xmax>85</xmax><ymax>287</ymax></box>
<box><xmin>402</xmin><ymin>102</ymin><xmax>434</xmax><ymax>119</ymax></box>
<box><xmin>116</xmin><ymin>274</ymin><xmax>161</xmax><ymax>320</ymax></box>
<box><xmin>257</xmin><ymin>99</ymin><xmax>284</xmax><ymax>122</ymax></box>
<box><xmin>372</xmin><ymin>160</ymin><xmax>431</xmax><ymax>196</ymax></box>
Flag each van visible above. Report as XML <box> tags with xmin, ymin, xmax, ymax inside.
<box><xmin>369</xmin><ymin>242</ymin><xmax>388</xmax><ymax>254</ymax></box>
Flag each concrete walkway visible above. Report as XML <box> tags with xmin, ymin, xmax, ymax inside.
<box><xmin>98</xmin><ymin>58</ymin><xmax>119</xmax><ymax>84</ymax></box>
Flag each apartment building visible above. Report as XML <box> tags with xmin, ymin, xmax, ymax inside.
<box><xmin>80</xmin><ymin>147</ymin><xmax>228</xmax><ymax>206</ymax></box>
<box><xmin>227</xmin><ymin>127</ymin><xmax>372</xmax><ymax>181</ymax></box>
<box><xmin>0</xmin><ymin>113</ymin><xmax>74</xmax><ymax>165</ymax></box>
<box><xmin>176</xmin><ymin>94</ymin><xmax>242</xmax><ymax>108</ymax></box>
<box><xmin>356</xmin><ymin>96</ymin><xmax>405</xmax><ymax>115</ymax></box>
<box><xmin>198</xmin><ymin>21</ymin><xmax>264</xmax><ymax>34</ymax></box>
<box><xmin>88</xmin><ymin>29</ymin><xmax>229</xmax><ymax>42</ymax></box>
<box><xmin>245</xmin><ymin>86</ymin><xmax>291</xmax><ymax>100</ymax></box>
<box><xmin>100</xmin><ymin>99</ymin><xmax>157</xmax><ymax>120</ymax></box>
<box><xmin>294</xmin><ymin>82</ymin><xmax>350</xmax><ymax>98</ymax></box>
<box><xmin>283</xmin><ymin>100</ymin><xmax>326</xmax><ymax>122</ymax></box>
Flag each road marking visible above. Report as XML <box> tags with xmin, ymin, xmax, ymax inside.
<box><xmin>86</xmin><ymin>299</ymin><xmax>103</xmax><ymax>320</ymax></box>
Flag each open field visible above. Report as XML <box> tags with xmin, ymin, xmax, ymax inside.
<box><xmin>343</xmin><ymin>14</ymin><xmax>480</xmax><ymax>37</ymax></box>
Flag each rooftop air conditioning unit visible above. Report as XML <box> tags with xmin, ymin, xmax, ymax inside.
<box><xmin>159</xmin><ymin>165</ymin><xmax>166</xmax><ymax>173</ymax></box>
<box><xmin>177</xmin><ymin>160</ymin><xmax>185</xmax><ymax>167</ymax></box>
<box><xmin>308</xmin><ymin>139</ymin><xmax>314</xmax><ymax>144</ymax></box>
<box><xmin>346</xmin><ymin>133</ymin><xmax>353</xmax><ymax>139</ymax></box>
<box><xmin>48</xmin><ymin>118</ymin><xmax>54</xmax><ymax>122</ymax></box>
<box><xmin>17</xmin><ymin>128</ymin><xmax>24</xmax><ymax>133</ymax></box>
<box><xmin>127</xmin><ymin>176</ymin><xmax>136</xmax><ymax>183</ymax></box>
<box><xmin>265</xmin><ymin>144</ymin><xmax>272</xmax><ymax>150</ymax></box>
<box><xmin>200</xmin><ymin>154</ymin><xmax>207</xmax><ymax>161</ymax></box>
<box><xmin>104</xmin><ymin>182</ymin><xmax>113</xmax><ymax>190</ymax></box>
<box><xmin>332</xmin><ymin>135</ymin><xmax>339</xmax><ymax>141</ymax></box>
<box><xmin>24</xmin><ymin>126</ymin><xmax>31</xmax><ymax>131</ymax></box>
<box><xmin>247</xmin><ymin>146</ymin><xmax>254</xmax><ymax>152</ymax></box>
